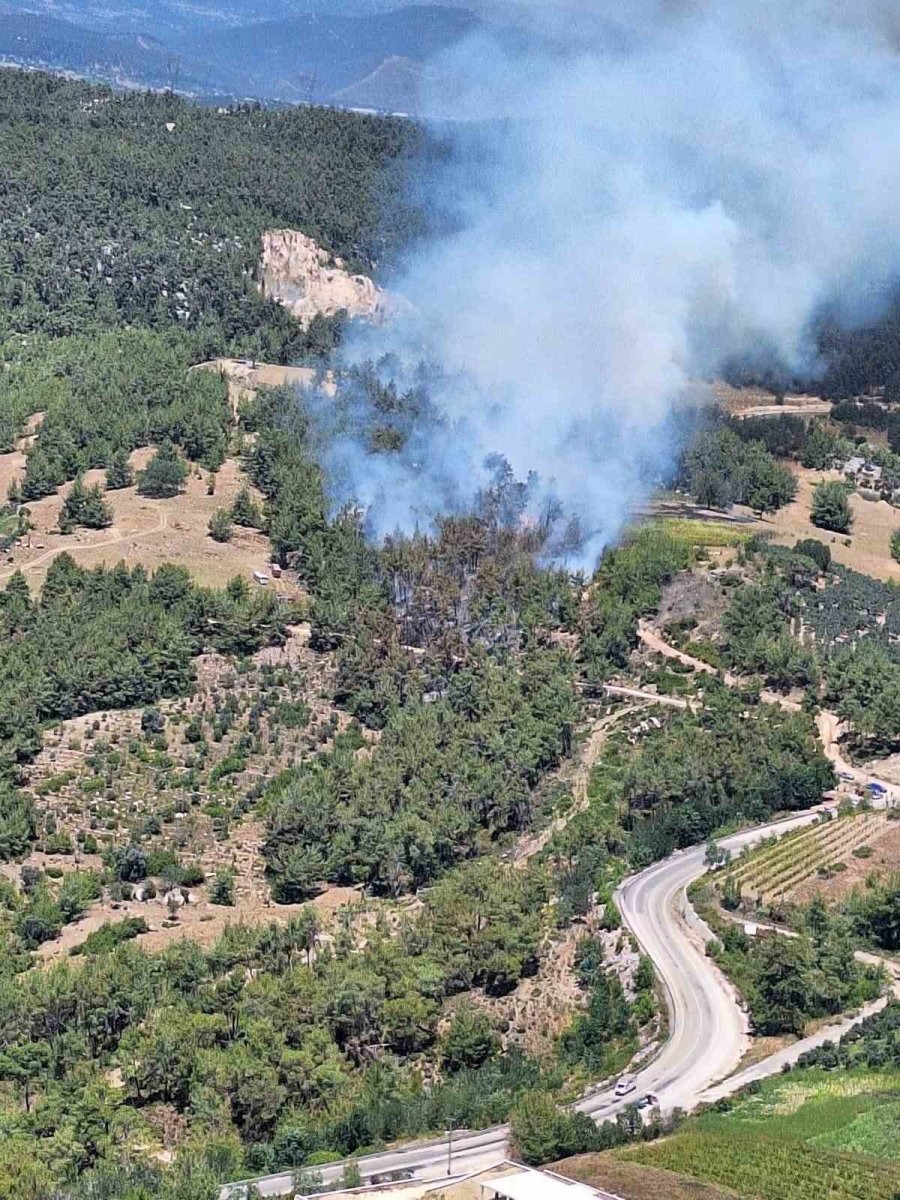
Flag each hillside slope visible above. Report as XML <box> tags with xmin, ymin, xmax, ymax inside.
<box><xmin>203</xmin><ymin>5</ymin><xmax>480</xmax><ymax>101</ymax></box>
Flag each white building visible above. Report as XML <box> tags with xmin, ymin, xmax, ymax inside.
<box><xmin>473</xmin><ymin>1164</ymin><xmax>621</xmax><ymax>1200</ymax></box>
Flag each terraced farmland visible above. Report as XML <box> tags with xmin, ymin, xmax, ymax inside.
<box><xmin>720</xmin><ymin>813</ymin><xmax>888</xmax><ymax>905</ymax></box>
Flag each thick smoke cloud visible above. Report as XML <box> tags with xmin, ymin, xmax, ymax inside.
<box><xmin>326</xmin><ymin>1</ymin><xmax>900</xmax><ymax>567</ymax></box>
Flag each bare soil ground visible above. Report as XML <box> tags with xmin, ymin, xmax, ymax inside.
<box><xmin>656</xmin><ymin>569</ymin><xmax>733</xmax><ymax>640</ymax></box>
<box><xmin>709</xmin><ymin>379</ymin><xmax>829</xmax><ymax>419</ymax></box>
<box><xmin>31</xmin><ymin>858</ymin><xmax>360</xmax><ymax>962</ymax></box>
<box><xmin>554</xmin><ymin>1154</ymin><xmax>738</xmax><ymax>1200</ymax></box>
<box><xmin>0</xmin><ymin>448</ymin><xmax>288</xmax><ymax>592</ymax></box>
<box><xmin>739</xmin><ymin>465</ymin><xmax>900</xmax><ymax>583</ymax></box>
<box><xmin>193</xmin><ymin>357</ymin><xmax>336</xmax><ymax>420</ymax></box>
<box><xmin>861</xmin><ymin>752</ymin><xmax>900</xmax><ymax>787</ymax></box>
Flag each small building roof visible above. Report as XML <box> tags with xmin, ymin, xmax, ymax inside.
<box><xmin>480</xmin><ymin>1167</ymin><xmax>618</xmax><ymax>1200</ymax></box>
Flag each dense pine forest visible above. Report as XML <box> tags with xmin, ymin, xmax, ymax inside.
<box><xmin>3</xmin><ymin>63</ymin><xmax>900</xmax><ymax>1200</ymax></box>
<box><xmin>0</xmin><ymin>71</ymin><xmax>421</xmax><ymax>347</ymax></box>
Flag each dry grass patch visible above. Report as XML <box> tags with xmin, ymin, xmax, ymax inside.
<box><xmin>0</xmin><ymin>450</ymin><xmax>289</xmax><ymax>592</ymax></box>
<box><xmin>740</xmin><ymin>465</ymin><xmax>900</xmax><ymax>583</ymax></box>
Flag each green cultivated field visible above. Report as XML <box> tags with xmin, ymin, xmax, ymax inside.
<box><xmin>617</xmin><ymin>1070</ymin><xmax>900</xmax><ymax>1200</ymax></box>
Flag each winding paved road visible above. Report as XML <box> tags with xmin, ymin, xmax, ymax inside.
<box><xmin>221</xmin><ymin>808</ymin><xmax>876</xmax><ymax>1198</ymax></box>
<box><xmin>223</xmin><ymin>628</ymin><xmax>896</xmax><ymax>1197</ymax></box>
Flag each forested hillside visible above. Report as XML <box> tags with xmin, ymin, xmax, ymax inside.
<box><xmin>0</xmin><ymin>72</ymin><xmax>420</xmax><ymax>349</ymax></box>
<box><xmin>3</xmin><ymin>60</ymin><xmax>900</xmax><ymax>1200</ymax></box>
<box><xmin>0</xmin><ymin>67</ymin><xmax>678</xmax><ymax>1196</ymax></box>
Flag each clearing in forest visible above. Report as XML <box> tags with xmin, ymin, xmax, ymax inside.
<box><xmin>742</xmin><ymin>465</ymin><xmax>900</xmax><ymax>583</ymax></box>
<box><xmin>0</xmin><ymin>449</ymin><xmax>286</xmax><ymax>591</ymax></box>
<box><xmin>192</xmin><ymin>357</ymin><xmax>336</xmax><ymax>420</ymax></box>
<box><xmin>710</xmin><ymin>380</ymin><xmax>831</xmax><ymax>419</ymax></box>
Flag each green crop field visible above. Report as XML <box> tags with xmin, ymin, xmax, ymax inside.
<box><xmin>617</xmin><ymin>1070</ymin><xmax>900</xmax><ymax>1200</ymax></box>
<box><xmin>644</xmin><ymin>517</ymin><xmax>755</xmax><ymax>548</ymax></box>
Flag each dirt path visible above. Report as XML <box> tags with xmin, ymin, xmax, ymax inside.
<box><xmin>513</xmin><ymin>704</ymin><xmax>645</xmax><ymax>864</ymax></box>
<box><xmin>637</xmin><ymin>620</ymin><xmax>726</xmax><ymax>678</ymax></box>
<box><xmin>733</xmin><ymin>402</ymin><xmax>832</xmax><ymax>420</ymax></box>
<box><xmin>0</xmin><ymin>508</ymin><xmax>169</xmax><ymax>584</ymax></box>
<box><xmin>638</xmin><ymin>622</ymin><xmax>896</xmax><ymax>799</ymax></box>
<box><xmin>637</xmin><ymin>621</ymin><xmax>800</xmax><ymax>711</ymax></box>
<box><xmin>602</xmin><ymin>683</ymin><xmax>692</xmax><ymax>710</ymax></box>
<box><xmin>816</xmin><ymin>710</ymin><xmax>900</xmax><ymax>802</ymax></box>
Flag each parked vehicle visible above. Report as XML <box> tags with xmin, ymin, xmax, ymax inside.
<box><xmin>637</xmin><ymin>1092</ymin><xmax>659</xmax><ymax>1109</ymax></box>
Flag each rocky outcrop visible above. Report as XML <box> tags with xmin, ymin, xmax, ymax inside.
<box><xmin>259</xmin><ymin>229</ymin><xmax>386</xmax><ymax>327</ymax></box>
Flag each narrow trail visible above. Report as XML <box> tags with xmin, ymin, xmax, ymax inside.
<box><xmin>638</xmin><ymin>619</ymin><xmax>898</xmax><ymax>800</ymax></box>
<box><xmin>0</xmin><ymin>508</ymin><xmax>169</xmax><ymax>583</ymax></box>
<box><xmin>513</xmin><ymin>703</ymin><xmax>646</xmax><ymax>864</ymax></box>
<box><xmin>637</xmin><ymin>620</ymin><xmax>801</xmax><ymax>711</ymax></box>
<box><xmin>638</xmin><ymin>624</ymin><xmax>864</xmax><ymax>744</ymax></box>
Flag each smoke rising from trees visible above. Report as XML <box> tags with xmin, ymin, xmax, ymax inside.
<box><xmin>327</xmin><ymin>1</ymin><xmax>900</xmax><ymax>566</ymax></box>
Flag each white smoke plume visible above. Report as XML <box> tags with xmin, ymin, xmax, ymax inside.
<box><xmin>324</xmin><ymin>1</ymin><xmax>900</xmax><ymax>567</ymax></box>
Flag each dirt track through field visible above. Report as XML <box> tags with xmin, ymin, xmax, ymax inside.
<box><xmin>0</xmin><ymin>509</ymin><xmax>169</xmax><ymax>583</ymax></box>
<box><xmin>638</xmin><ymin>623</ymin><xmax>897</xmax><ymax>801</ymax></box>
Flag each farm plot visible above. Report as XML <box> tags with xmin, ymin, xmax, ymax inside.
<box><xmin>616</xmin><ymin>1069</ymin><xmax>900</xmax><ymax>1200</ymax></box>
<box><xmin>721</xmin><ymin>814</ymin><xmax>889</xmax><ymax>905</ymax></box>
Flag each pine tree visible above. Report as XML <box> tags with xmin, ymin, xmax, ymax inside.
<box><xmin>811</xmin><ymin>480</ymin><xmax>853</xmax><ymax>533</ymax></box>
<box><xmin>208</xmin><ymin>508</ymin><xmax>233</xmax><ymax>543</ymax></box>
<box><xmin>137</xmin><ymin>441</ymin><xmax>188</xmax><ymax>499</ymax></box>
<box><xmin>230</xmin><ymin>486</ymin><xmax>262</xmax><ymax>529</ymax></box>
<box><xmin>105</xmin><ymin>449</ymin><xmax>134</xmax><ymax>491</ymax></box>
<box><xmin>59</xmin><ymin>476</ymin><xmax>112</xmax><ymax>532</ymax></box>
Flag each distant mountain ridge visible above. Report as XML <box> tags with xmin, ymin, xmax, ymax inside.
<box><xmin>332</xmin><ymin>54</ymin><xmax>425</xmax><ymax>112</ymax></box>
<box><xmin>0</xmin><ymin>13</ymin><xmax>210</xmax><ymax>88</ymax></box>
<box><xmin>204</xmin><ymin>5</ymin><xmax>479</xmax><ymax>103</ymax></box>
<box><xmin>0</xmin><ymin>1</ymin><xmax>483</xmax><ymax>107</ymax></box>
<box><xmin>0</xmin><ymin>1</ymin><xmax>634</xmax><ymax>111</ymax></box>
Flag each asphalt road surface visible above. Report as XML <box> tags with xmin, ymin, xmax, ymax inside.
<box><xmin>221</xmin><ymin>806</ymin><xmax>868</xmax><ymax>1199</ymax></box>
